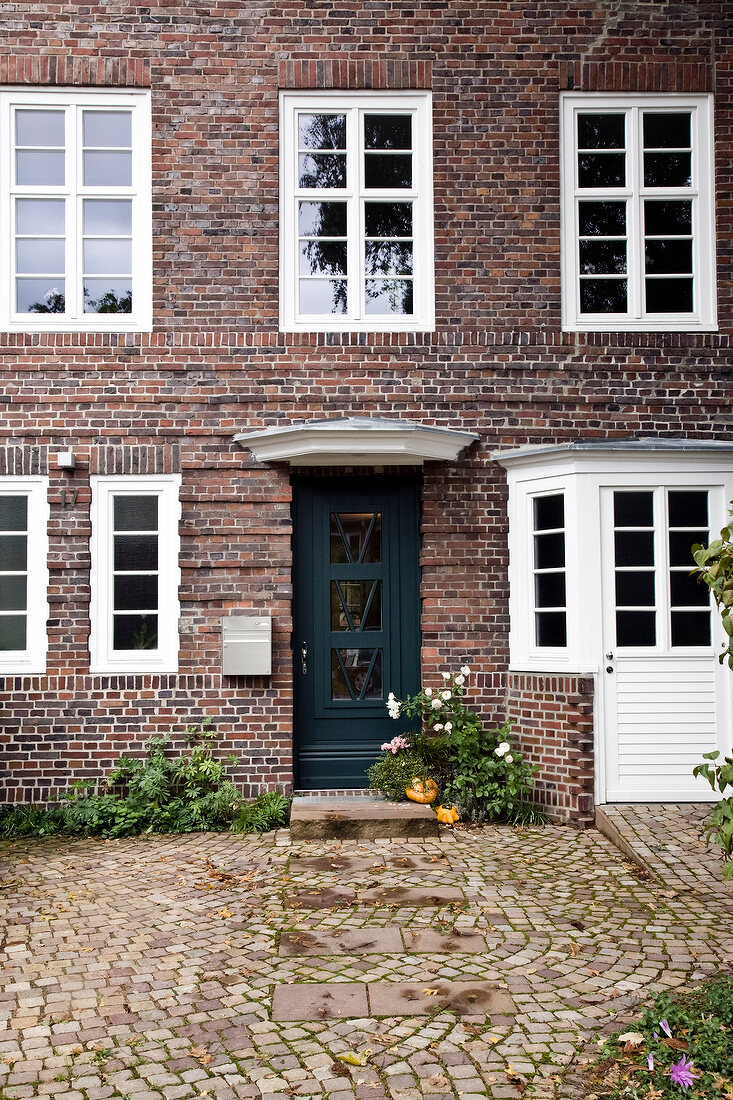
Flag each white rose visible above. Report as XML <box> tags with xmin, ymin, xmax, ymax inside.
<box><xmin>441</xmin><ymin>690</ymin><xmax>452</xmax><ymax>701</ymax></box>
<box><xmin>431</xmin><ymin>698</ymin><xmax>442</xmax><ymax>709</ymax></box>
<box><xmin>424</xmin><ymin>687</ymin><xmax>433</xmax><ymax>697</ymax></box>
<box><xmin>441</xmin><ymin>671</ymin><xmax>451</xmax><ymax>680</ymax></box>
<box><xmin>460</xmin><ymin>665</ymin><xmax>470</xmax><ymax>677</ymax></box>
<box><xmin>444</xmin><ymin>722</ymin><xmax>452</xmax><ymax>731</ymax></box>
<box><xmin>455</xmin><ymin>674</ymin><xmax>465</xmax><ymax>686</ymax></box>
<box><xmin>433</xmin><ymin>723</ymin><xmax>443</xmax><ymax>732</ymax></box>
<box><xmin>505</xmin><ymin>754</ymin><xmax>513</xmax><ymax>763</ymax></box>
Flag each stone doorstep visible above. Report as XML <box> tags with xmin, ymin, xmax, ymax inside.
<box><xmin>271</xmin><ymin>981</ymin><xmax>516</xmax><ymax>1021</ymax></box>
<box><xmin>289</xmin><ymin>798</ymin><xmax>440</xmax><ymax>840</ymax></box>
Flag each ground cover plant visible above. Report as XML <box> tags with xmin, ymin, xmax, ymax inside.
<box><xmin>368</xmin><ymin>667</ymin><xmax>543</xmax><ymax>824</ymax></box>
<box><xmin>0</xmin><ymin>718</ymin><xmax>290</xmax><ymax>839</ymax></box>
<box><xmin>578</xmin><ymin>974</ymin><xmax>733</xmax><ymax>1098</ymax></box>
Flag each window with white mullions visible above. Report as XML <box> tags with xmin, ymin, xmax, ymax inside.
<box><xmin>532</xmin><ymin>494</ymin><xmax>567</xmax><ymax>648</ymax></box>
<box><xmin>111</xmin><ymin>494</ymin><xmax>159</xmax><ymax>652</ymax></box>
<box><xmin>90</xmin><ymin>476</ymin><xmax>180</xmax><ymax>673</ymax></box>
<box><xmin>281</xmin><ymin>91</ymin><xmax>433</xmax><ymax>332</ymax></box>
<box><xmin>613</xmin><ymin>491</ymin><xmax>657</xmax><ymax>647</ymax></box>
<box><xmin>667</xmin><ymin>490</ymin><xmax>711</xmax><ymax>647</ymax></box>
<box><xmin>0</xmin><ymin>479</ymin><xmax>49</xmax><ymax>672</ymax></box>
<box><xmin>1</xmin><ymin>89</ymin><xmax>151</xmax><ymax>331</ymax></box>
<box><xmin>561</xmin><ymin>93</ymin><xmax>716</xmax><ymax>331</ymax></box>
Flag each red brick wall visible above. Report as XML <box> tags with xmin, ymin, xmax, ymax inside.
<box><xmin>506</xmin><ymin>674</ymin><xmax>595</xmax><ymax>827</ymax></box>
<box><xmin>1</xmin><ymin>1</ymin><xmax>732</xmax><ymax>804</ymax></box>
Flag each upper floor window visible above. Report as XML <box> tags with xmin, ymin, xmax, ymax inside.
<box><xmin>279</xmin><ymin>91</ymin><xmax>434</xmax><ymax>332</ymax></box>
<box><xmin>561</xmin><ymin>93</ymin><xmax>716</xmax><ymax>332</ymax></box>
<box><xmin>0</xmin><ymin>478</ymin><xmax>49</xmax><ymax>673</ymax></box>
<box><xmin>0</xmin><ymin>88</ymin><xmax>152</xmax><ymax>332</ymax></box>
<box><xmin>89</xmin><ymin>476</ymin><xmax>181</xmax><ymax>674</ymax></box>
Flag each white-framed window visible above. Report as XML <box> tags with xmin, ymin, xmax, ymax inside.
<box><xmin>89</xmin><ymin>476</ymin><xmax>181</xmax><ymax>674</ymax></box>
<box><xmin>0</xmin><ymin>477</ymin><xmax>49</xmax><ymax>673</ymax></box>
<box><xmin>279</xmin><ymin>91</ymin><xmax>434</xmax><ymax>332</ymax></box>
<box><xmin>0</xmin><ymin>87</ymin><xmax>152</xmax><ymax>333</ymax></box>
<box><xmin>560</xmin><ymin>93</ymin><xmax>716</xmax><ymax>331</ymax></box>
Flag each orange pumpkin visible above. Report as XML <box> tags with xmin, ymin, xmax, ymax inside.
<box><xmin>405</xmin><ymin>777</ymin><xmax>438</xmax><ymax>804</ymax></box>
<box><xmin>435</xmin><ymin>804</ymin><xmax>460</xmax><ymax>825</ymax></box>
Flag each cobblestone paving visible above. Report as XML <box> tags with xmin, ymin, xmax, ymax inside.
<box><xmin>1</xmin><ymin>812</ymin><xmax>731</xmax><ymax>1100</ymax></box>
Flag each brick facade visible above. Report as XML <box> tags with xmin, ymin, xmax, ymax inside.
<box><xmin>1</xmin><ymin>2</ymin><xmax>732</xmax><ymax>820</ymax></box>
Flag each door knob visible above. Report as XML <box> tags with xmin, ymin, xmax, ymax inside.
<box><xmin>606</xmin><ymin>666</ymin><xmax>614</xmax><ymax>673</ymax></box>
<box><xmin>301</xmin><ymin>641</ymin><xmax>308</xmax><ymax>675</ymax></box>
<box><xmin>605</xmin><ymin>651</ymin><xmax>614</xmax><ymax>660</ymax></box>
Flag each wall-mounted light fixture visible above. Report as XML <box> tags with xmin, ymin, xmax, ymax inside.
<box><xmin>54</xmin><ymin>450</ymin><xmax>76</xmax><ymax>471</ymax></box>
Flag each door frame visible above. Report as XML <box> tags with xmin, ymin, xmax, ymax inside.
<box><xmin>291</xmin><ymin>474</ymin><xmax>421</xmax><ymax>789</ymax></box>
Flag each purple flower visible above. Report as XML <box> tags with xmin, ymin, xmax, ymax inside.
<box><xmin>668</xmin><ymin>1055</ymin><xmax>698</xmax><ymax>1089</ymax></box>
<box><xmin>648</xmin><ymin>1053</ymin><xmax>654</xmax><ymax>1071</ymax></box>
<box><xmin>659</xmin><ymin>1019</ymin><xmax>673</xmax><ymax>1039</ymax></box>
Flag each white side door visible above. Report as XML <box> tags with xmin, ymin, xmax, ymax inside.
<box><xmin>601</xmin><ymin>484</ymin><xmax>731</xmax><ymax>802</ymax></box>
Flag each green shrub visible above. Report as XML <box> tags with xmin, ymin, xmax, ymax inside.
<box><xmin>232</xmin><ymin>791</ymin><xmax>291</xmax><ymax>833</ymax></box>
<box><xmin>371</xmin><ymin>669</ymin><xmax>540</xmax><ymax>823</ymax></box>
<box><xmin>367</xmin><ymin>735</ymin><xmax>448</xmax><ymax>802</ymax></box>
<box><xmin>0</xmin><ymin>718</ymin><xmax>291</xmax><ymax>839</ymax></box>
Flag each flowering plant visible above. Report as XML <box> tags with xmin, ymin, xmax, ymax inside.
<box><xmin>375</xmin><ymin>666</ymin><xmax>538</xmax><ymax>823</ymax></box>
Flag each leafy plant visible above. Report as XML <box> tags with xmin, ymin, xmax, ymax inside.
<box><xmin>692</xmin><ymin>517</ymin><xmax>733</xmax><ymax>880</ymax></box>
<box><xmin>373</xmin><ymin>668</ymin><xmax>539</xmax><ymax>823</ymax></box>
<box><xmin>367</xmin><ymin>734</ymin><xmax>448</xmax><ymax>802</ymax></box>
<box><xmin>0</xmin><ymin>717</ymin><xmax>291</xmax><ymax>839</ymax></box>
<box><xmin>693</xmin><ymin>750</ymin><xmax>733</xmax><ymax>880</ymax></box>
<box><xmin>582</xmin><ymin>974</ymin><xmax>733</xmax><ymax>1099</ymax></box>
<box><xmin>232</xmin><ymin>791</ymin><xmax>291</xmax><ymax>833</ymax></box>
<box><xmin>692</xmin><ymin>518</ymin><xmax>733</xmax><ymax>669</ymax></box>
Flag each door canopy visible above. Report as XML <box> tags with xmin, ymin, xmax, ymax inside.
<box><xmin>235</xmin><ymin>417</ymin><xmax>479</xmax><ymax>466</ymax></box>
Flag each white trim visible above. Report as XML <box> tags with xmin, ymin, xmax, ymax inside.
<box><xmin>0</xmin><ymin>87</ymin><xmax>152</xmax><ymax>333</ymax></box>
<box><xmin>560</xmin><ymin>92</ymin><xmax>716</xmax><ymax>332</ymax></box>
<box><xmin>279</xmin><ymin>91</ymin><xmax>434</xmax><ymax>333</ymax></box>
<box><xmin>497</xmin><ymin>444</ymin><xmax>733</xmax><ymax>803</ymax></box>
<box><xmin>235</xmin><ymin>417</ymin><xmax>478</xmax><ymax>465</ymax></box>
<box><xmin>0</xmin><ymin>477</ymin><xmax>49</xmax><ymax>673</ymax></box>
<box><xmin>89</xmin><ymin>476</ymin><xmax>180</xmax><ymax>674</ymax></box>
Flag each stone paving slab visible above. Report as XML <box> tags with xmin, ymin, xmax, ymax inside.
<box><xmin>272</xmin><ymin>983</ymin><xmax>369</xmax><ymax>1021</ymax></box>
<box><xmin>366</xmin><ymin>981</ymin><xmax>516</xmax><ymax>1018</ymax></box>
<box><xmin>357</xmin><ymin>887</ymin><xmax>467</xmax><ymax>908</ymax></box>
<box><xmin>279</xmin><ymin>928</ymin><xmax>404</xmax><ymax>956</ymax></box>
<box><xmin>2</xmin><ymin>810</ymin><xmax>732</xmax><ymax>1100</ymax></box>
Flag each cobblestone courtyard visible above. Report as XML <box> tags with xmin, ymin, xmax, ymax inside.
<box><xmin>1</xmin><ymin>806</ymin><xmax>731</xmax><ymax>1100</ymax></box>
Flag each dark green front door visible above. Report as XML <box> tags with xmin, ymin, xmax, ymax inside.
<box><xmin>293</xmin><ymin>477</ymin><xmax>420</xmax><ymax>788</ymax></box>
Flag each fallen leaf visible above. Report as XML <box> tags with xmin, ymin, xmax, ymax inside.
<box><xmin>422</xmin><ymin>988</ymin><xmax>440</xmax><ymax>996</ymax></box>
<box><xmin>661</xmin><ymin>1036</ymin><xmax>688</xmax><ymax>1052</ymax></box>
<box><xmin>617</xmin><ymin>1032</ymin><xmax>645</xmax><ymax>1047</ymax></box>
<box><xmin>506</xmin><ymin>1065</ymin><xmax>528</xmax><ymax>1093</ymax></box>
<box><xmin>335</xmin><ymin>1049</ymin><xmax>371</xmax><ymax>1066</ymax></box>
<box><xmin>569</xmin><ymin>942</ymin><xmax>583</xmax><ymax>957</ymax></box>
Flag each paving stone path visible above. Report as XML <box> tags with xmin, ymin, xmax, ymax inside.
<box><xmin>1</xmin><ymin>807</ymin><xmax>731</xmax><ymax>1100</ymax></box>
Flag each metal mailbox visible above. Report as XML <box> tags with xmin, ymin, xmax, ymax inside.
<box><xmin>222</xmin><ymin>615</ymin><xmax>272</xmax><ymax>676</ymax></box>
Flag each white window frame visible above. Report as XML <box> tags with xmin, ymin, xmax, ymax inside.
<box><xmin>89</xmin><ymin>476</ymin><xmax>181</xmax><ymax>674</ymax></box>
<box><xmin>279</xmin><ymin>90</ymin><xmax>434</xmax><ymax>333</ymax></box>
<box><xmin>500</xmin><ymin>447</ymin><xmax>733</xmax><ymax>673</ymax></box>
<box><xmin>0</xmin><ymin>87</ymin><xmax>152</xmax><ymax>333</ymax></box>
<box><xmin>0</xmin><ymin>477</ymin><xmax>49</xmax><ymax>673</ymax></box>
<box><xmin>560</xmin><ymin>92</ymin><xmax>716</xmax><ymax>332</ymax></box>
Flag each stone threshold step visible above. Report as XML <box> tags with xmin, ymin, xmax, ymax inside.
<box><xmin>271</xmin><ymin>980</ymin><xmax>516</xmax><ymax>1021</ymax></box>
<box><xmin>290</xmin><ymin>797</ymin><xmax>439</xmax><ymax>840</ymax></box>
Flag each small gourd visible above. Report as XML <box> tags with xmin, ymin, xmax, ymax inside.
<box><xmin>435</xmin><ymin>804</ymin><xmax>460</xmax><ymax>825</ymax></box>
<box><xmin>405</xmin><ymin>777</ymin><xmax>439</xmax><ymax>804</ymax></box>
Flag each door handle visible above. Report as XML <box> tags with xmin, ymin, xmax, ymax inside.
<box><xmin>605</xmin><ymin>652</ymin><xmax>614</xmax><ymax>660</ymax></box>
<box><xmin>606</xmin><ymin>666</ymin><xmax>614</xmax><ymax>674</ymax></box>
<box><xmin>301</xmin><ymin>641</ymin><xmax>308</xmax><ymax>675</ymax></box>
